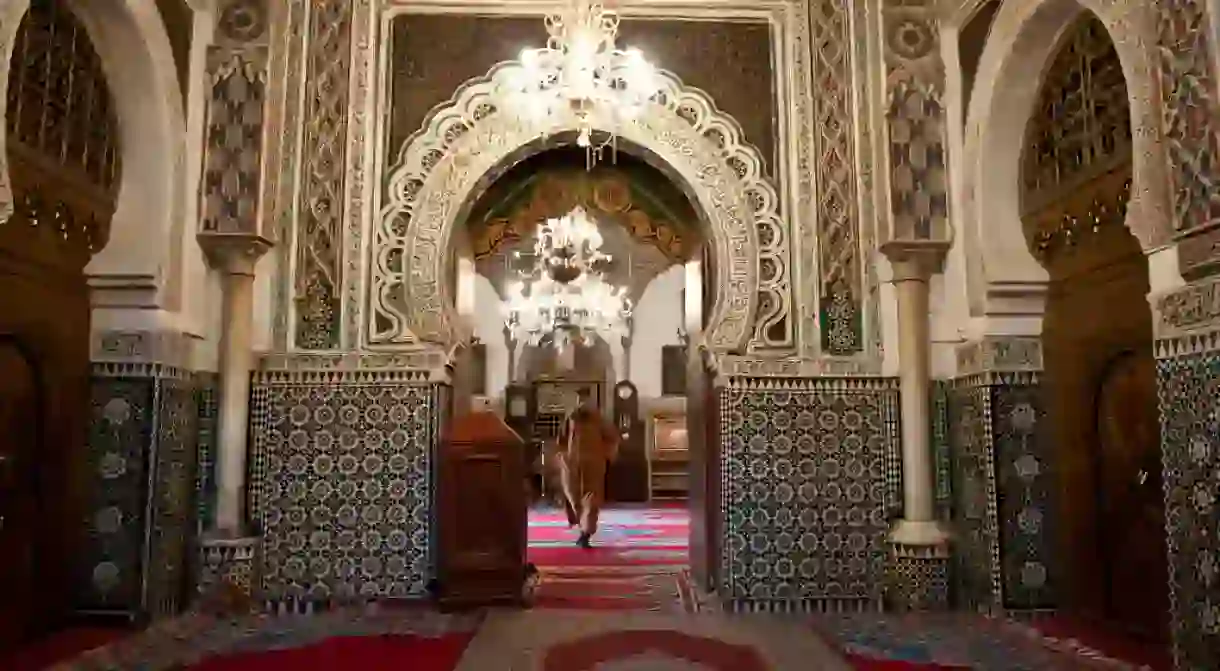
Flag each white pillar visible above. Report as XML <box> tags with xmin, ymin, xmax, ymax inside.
<box><xmin>199</xmin><ymin>236</ymin><xmax>271</xmax><ymax>536</ymax></box>
<box><xmin>881</xmin><ymin>242</ymin><xmax>949</xmax><ymax>547</ymax></box>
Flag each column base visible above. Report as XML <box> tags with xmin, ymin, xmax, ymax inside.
<box><xmin>885</xmin><ymin>521</ymin><xmax>951</xmax><ymax>612</ymax></box>
<box><xmin>197</xmin><ymin>533</ymin><xmax>262</xmax><ymax>615</ymax></box>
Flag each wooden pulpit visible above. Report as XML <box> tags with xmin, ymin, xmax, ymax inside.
<box><xmin>436</xmin><ymin>411</ymin><xmax>527</xmax><ymax>609</ymax></box>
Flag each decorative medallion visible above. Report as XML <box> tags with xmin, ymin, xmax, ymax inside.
<box><xmin>217</xmin><ymin>0</ymin><xmax>268</xmax><ymax>43</ymax></box>
<box><xmin>885</xmin><ymin>17</ymin><xmax>935</xmax><ymax>61</ymax></box>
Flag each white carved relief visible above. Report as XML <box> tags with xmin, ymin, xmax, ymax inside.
<box><xmin>368</xmin><ymin>62</ymin><xmax>782</xmax><ymax>354</ymax></box>
<box><xmin>258</xmin><ymin>0</ymin><xmax>846</xmax><ymax>364</ymax></box>
<box><xmin>0</xmin><ymin>0</ymin><xmax>30</xmax><ymax>224</ymax></box>
<box><xmin>958</xmin><ymin>0</ymin><xmax>1171</xmax><ymax>310</ymax></box>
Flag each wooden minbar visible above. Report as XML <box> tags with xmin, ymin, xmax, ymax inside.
<box><xmin>436</xmin><ymin>411</ymin><xmax>528</xmax><ymax>609</ymax></box>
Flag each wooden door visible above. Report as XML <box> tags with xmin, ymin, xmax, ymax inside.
<box><xmin>0</xmin><ymin>339</ymin><xmax>40</xmax><ymax>649</ymax></box>
<box><xmin>686</xmin><ymin>350</ymin><xmax>719</xmax><ymax>591</ymax></box>
<box><xmin>1094</xmin><ymin>350</ymin><xmax>1168</xmax><ymax>640</ymax></box>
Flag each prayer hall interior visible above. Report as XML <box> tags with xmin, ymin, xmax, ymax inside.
<box><xmin>0</xmin><ymin>0</ymin><xmax>1216</xmax><ymax>669</ymax></box>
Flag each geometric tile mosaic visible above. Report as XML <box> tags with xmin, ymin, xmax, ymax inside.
<box><xmin>718</xmin><ymin>379</ymin><xmax>899</xmax><ymax>612</ymax></box>
<box><xmin>194</xmin><ymin>374</ymin><xmax>218</xmax><ymax>534</ymax></box>
<box><xmin>80</xmin><ymin>368</ymin><xmax>200</xmax><ymax>620</ymax></box>
<box><xmin>946</xmin><ymin>374</ymin><xmax>1056</xmax><ymax>613</ymax></box>
<box><xmin>1156</xmin><ymin>350</ymin><xmax>1220</xmax><ymax>670</ymax></box>
<box><xmin>250</xmin><ymin>381</ymin><xmax>445</xmax><ymax>605</ymax></box>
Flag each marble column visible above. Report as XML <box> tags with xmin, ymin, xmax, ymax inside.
<box><xmin>196</xmin><ymin>235</ymin><xmax>272</xmax><ymax>598</ymax></box>
<box><xmin>881</xmin><ymin>241</ymin><xmax>951</xmax><ymax>611</ymax></box>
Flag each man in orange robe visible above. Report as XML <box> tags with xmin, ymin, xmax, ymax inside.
<box><xmin>557</xmin><ymin>387</ymin><xmax>620</xmax><ymax>548</ymax></box>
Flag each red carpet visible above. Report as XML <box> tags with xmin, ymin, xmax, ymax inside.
<box><xmin>1021</xmin><ymin>614</ymin><xmax>1172</xmax><ymax>670</ymax></box>
<box><xmin>527</xmin><ymin>506</ymin><xmax>689</xmax><ymax>568</ymax></box>
<box><xmin>0</xmin><ymin>627</ymin><xmax>128</xmax><ymax>671</ymax></box>
<box><xmin>841</xmin><ymin>656</ymin><xmax>964</xmax><ymax>670</ymax></box>
<box><xmin>185</xmin><ymin>633</ymin><xmax>475</xmax><ymax>671</ymax></box>
<box><xmin>528</xmin><ymin>506</ymin><xmax>692</xmax><ymax>611</ymax></box>
<box><xmin>530</xmin><ymin>565</ymin><xmax>697</xmax><ymax>612</ymax></box>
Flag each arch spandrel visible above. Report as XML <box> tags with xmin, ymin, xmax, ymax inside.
<box><xmin>370</xmin><ymin>61</ymin><xmax>784</xmax><ymax>354</ymax></box>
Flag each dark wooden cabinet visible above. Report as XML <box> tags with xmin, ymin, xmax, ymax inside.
<box><xmin>436</xmin><ymin>411</ymin><xmax>527</xmax><ymax>609</ymax></box>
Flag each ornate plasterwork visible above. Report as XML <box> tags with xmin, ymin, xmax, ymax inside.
<box><xmin>955</xmin><ymin>337</ymin><xmax>1044</xmax><ymax>377</ymax></box>
<box><xmin>199</xmin><ymin>0</ymin><xmax>272</xmax><ymax>236</ymax></box>
<box><xmin>0</xmin><ymin>0</ymin><xmax>30</xmax><ymax>223</ymax></box>
<box><xmin>260</xmin><ymin>0</ymin><xmax>868</xmax><ymax>363</ymax></box>
<box><xmin>91</xmin><ymin>329</ymin><xmax>199</xmax><ymax>369</ymax></box>
<box><xmin>880</xmin><ymin>0</ymin><xmax>950</xmax><ymax>243</ymax></box>
<box><xmin>1152</xmin><ymin>277</ymin><xmax>1220</xmax><ymax>359</ymax></box>
<box><xmin>290</xmin><ymin>0</ymin><xmax>354</xmax><ymax>350</ymax></box>
<box><xmin>808</xmin><ymin>0</ymin><xmax>870</xmax><ymax>356</ymax></box>
<box><xmin>1156</xmin><ymin>0</ymin><xmax>1220</xmax><ymax>278</ymax></box>
<box><xmin>255</xmin><ymin>351</ymin><xmax>452</xmax><ymax>386</ymax></box>
<box><xmin>368</xmin><ymin>63</ymin><xmax>778</xmax><ymax>354</ymax></box>
<box><xmin>958</xmin><ymin>0</ymin><xmax>1172</xmax><ymax>301</ymax></box>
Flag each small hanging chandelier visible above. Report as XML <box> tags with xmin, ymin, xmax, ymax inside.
<box><xmin>507</xmin><ymin>0</ymin><xmax>661</xmax><ymax>165</ymax></box>
<box><xmin>503</xmin><ymin>207</ymin><xmax>632</xmax><ymax>351</ymax></box>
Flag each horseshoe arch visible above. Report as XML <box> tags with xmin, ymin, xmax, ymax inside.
<box><xmin>367</xmin><ymin>60</ymin><xmax>784</xmax><ymax>354</ymax></box>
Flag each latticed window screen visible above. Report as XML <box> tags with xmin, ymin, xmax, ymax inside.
<box><xmin>6</xmin><ymin>0</ymin><xmax>121</xmax><ymax>193</ymax></box>
<box><xmin>1020</xmin><ymin>13</ymin><xmax>1130</xmax><ymax>212</ymax></box>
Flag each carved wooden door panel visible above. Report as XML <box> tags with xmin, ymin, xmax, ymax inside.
<box><xmin>1094</xmin><ymin>350</ymin><xmax>1168</xmax><ymax>640</ymax></box>
<box><xmin>0</xmin><ymin>340</ymin><xmax>40</xmax><ymax>649</ymax></box>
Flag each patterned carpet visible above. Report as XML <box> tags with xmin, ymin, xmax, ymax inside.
<box><xmin>527</xmin><ymin>506</ymin><xmax>690</xmax><ymax>567</ymax></box>
<box><xmin>36</xmin><ymin>606</ymin><xmax>1161</xmax><ymax>670</ymax></box>
<box><xmin>27</xmin><ymin>509</ymin><xmax>1158</xmax><ymax>669</ymax></box>
<box><xmin>527</xmin><ymin>506</ymin><xmax>694</xmax><ymax>612</ymax></box>
<box><xmin>811</xmin><ymin>613</ymin><xmax>1155</xmax><ymax>670</ymax></box>
<box><xmin>455</xmin><ymin>609</ymin><xmax>852</xmax><ymax>670</ymax></box>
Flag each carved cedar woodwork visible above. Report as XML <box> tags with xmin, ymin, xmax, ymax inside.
<box><xmin>0</xmin><ymin>0</ymin><xmax>120</xmax><ymax>644</ymax></box>
<box><xmin>1026</xmin><ymin>13</ymin><xmax>1167</xmax><ymax>642</ymax></box>
<box><xmin>467</xmin><ymin>163</ymin><xmax>695</xmax><ymax>266</ymax></box>
<box><xmin>1020</xmin><ymin>14</ymin><xmax>1133</xmax><ymax>265</ymax></box>
<box><xmin>3</xmin><ymin>0</ymin><xmax>120</xmax><ymax>269</ymax></box>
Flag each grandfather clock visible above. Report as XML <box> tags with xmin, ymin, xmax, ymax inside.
<box><xmin>607</xmin><ymin>381</ymin><xmax>648</xmax><ymax>502</ymax></box>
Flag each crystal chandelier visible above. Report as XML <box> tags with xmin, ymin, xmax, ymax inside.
<box><xmin>503</xmin><ymin>207</ymin><xmax>632</xmax><ymax>350</ymax></box>
<box><xmin>507</xmin><ymin>0</ymin><xmax>661</xmax><ymax>163</ymax></box>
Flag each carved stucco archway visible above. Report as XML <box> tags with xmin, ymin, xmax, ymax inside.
<box><xmin>0</xmin><ymin>0</ymin><xmax>185</xmax><ymax>291</ymax></box>
<box><xmin>369</xmin><ymin>61</ymin><xmax>784</xmax><ymax>354</ymax></box>
<box><xmin>957</xmin><ymin>0</ymin><xmax>1170</xmax><ymax>312</ymax></box>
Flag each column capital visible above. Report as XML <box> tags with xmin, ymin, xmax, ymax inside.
<box><xmin>880</xmin><ymin>241</ymin><xmax>949</xmax><ymax>282</ymax></box>
<box><xmin>197</xmin><ymin>233</ymin><xmax>273</xmax><ymax>276</ymax></box>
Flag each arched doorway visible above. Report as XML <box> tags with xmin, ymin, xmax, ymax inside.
<box><xmin>1019</xmin><ymin>13</ymin><xmax>1168</xmax><ymax>641</ymax></box>
<box><xmin>0</xmin><ymin>0</ymin><xmax>122</xmax><ymax>647</ymax></box>
<box><xmin>455</xmin><ymin>146</ymin><xmax>707</xmax><ymax>593</ymax></box>
<box><xmin>373</xmin><ymin>49</ymin><xmax>774</xmax><ymax>602</ymax></box>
